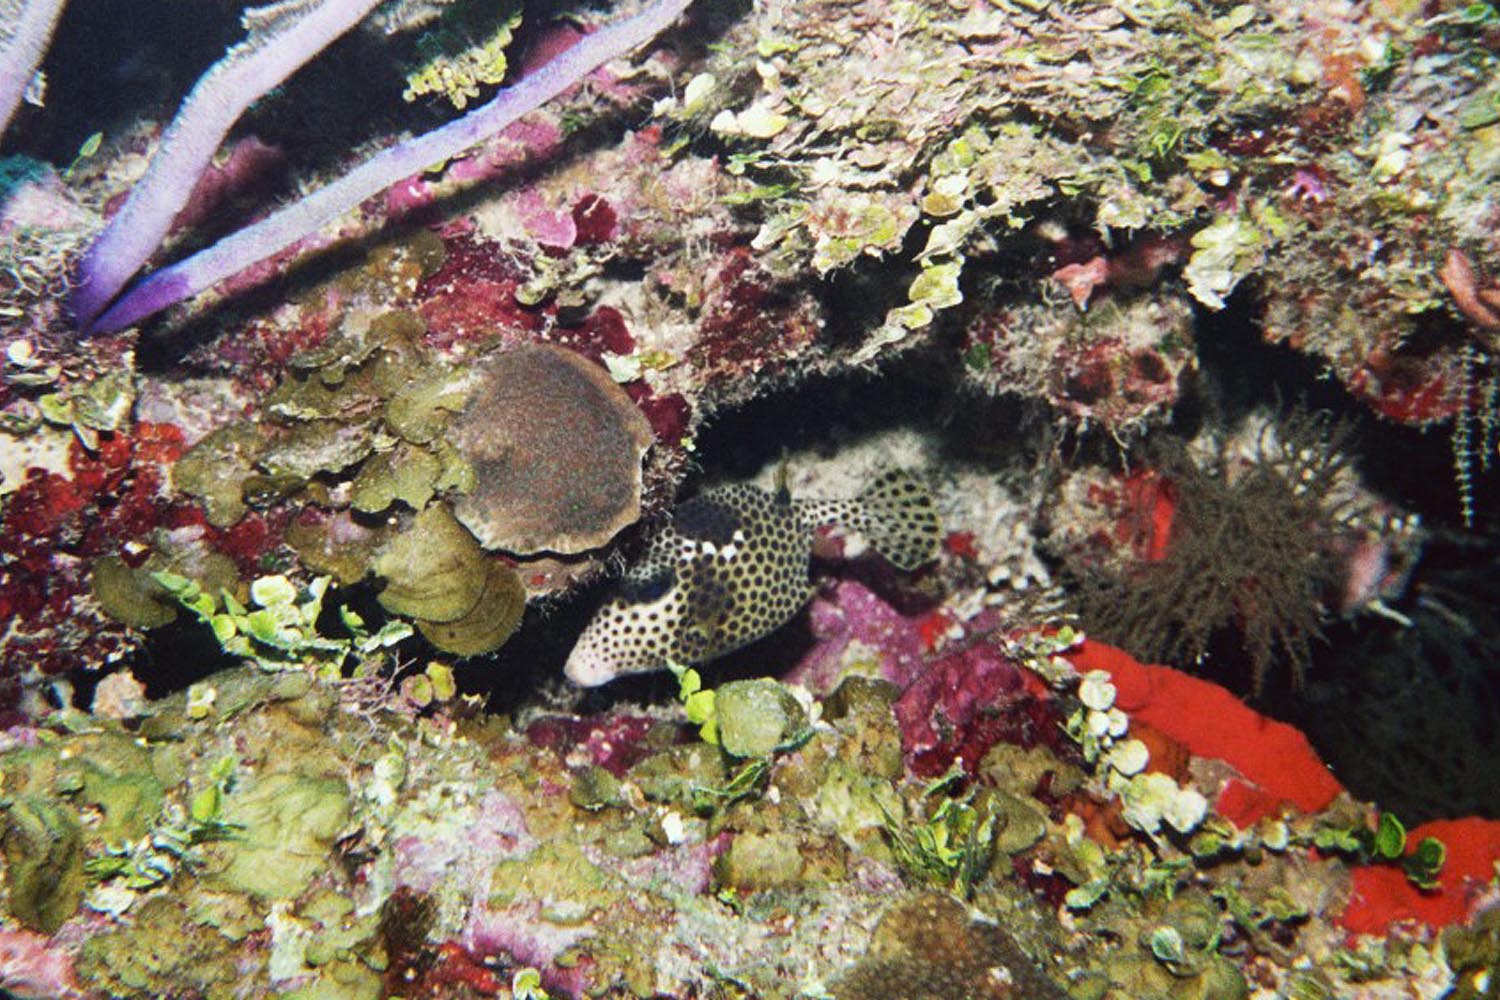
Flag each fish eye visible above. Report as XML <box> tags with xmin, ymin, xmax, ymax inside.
<box><xmin>620</xmin><ymin>566</ymin><xmax>674</xmax><ymax>603</ymax></box>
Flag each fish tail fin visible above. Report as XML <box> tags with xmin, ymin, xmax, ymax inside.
<box><xmin>856</xmin><ymin>470</ymin><xmax>941</xmax><ymax>571</ymax></box>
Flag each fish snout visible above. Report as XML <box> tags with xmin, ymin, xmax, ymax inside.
<box><xmin>563</xmin><ymin>642</ymin><xmax>616</xmax><ymax>687</ymax></box>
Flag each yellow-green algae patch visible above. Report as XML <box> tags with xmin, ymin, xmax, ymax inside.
<box><xmin>202</xmin><ymin>771</ymin><xmax>351</xmax><ymax>901</ymax></box>
<box><xmin>1</xmin><ymin>794</ymin><xmax>85</xmax><ymax>933</ymax></box>
<box><xmin>90</xmin><ymin>555</ymin><xmax>179</xmax><ymax>629</ymax></box>
<box><xmin>414</xmin><ymin>559</ymin><xmax>527</xmax><ymax>657</ymax></box>
<box><xmin>172</xmin><ymin>422</ymin><xmax>271</xmax><ymax>528</ymax></box>
<box><xmin>372</xmin><ymin>503</ymin><xmax>489</xmax><ymax>622</ymax></box>
<box><xmin>372</xmin><ymin>501</ymin><xmax>526</xmax><ymax>656</ymax></box>
<box><xmin>77</xmin><ymin>894</ymin><xmax>260</xmax><ymax>999</ymax></box>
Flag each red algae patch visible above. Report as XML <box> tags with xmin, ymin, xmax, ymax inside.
<box><xmin>450</xmin><ymin>343</ymin><xmax>653</xmax><ymax>555</ymax></box>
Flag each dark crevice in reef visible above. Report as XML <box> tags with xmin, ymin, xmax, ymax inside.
<box><xmin>124</xmin><ymin>618</ymin><xmax>240</xmax><ymax>702</ymax></box>
<box><xmin>1160</xmin><ymin>291</ymin><xmax>1500</xmax><ymax>822</ymax></box>
<box><xmin>1274</xmin><ymin>534</ymin><xmax>1500</xmax><ymax>823</ymax></box>
<box><xmin>1191</xmin><ymin>287</ymin><xmax>1499</xmax><ymax>529</ymax></box>
<box><xmin>16</xmin><ymin>0</ymin><xmax>237</xmax><ymax>163</ymax></box>
<box><xmin>689</xmin><ymin>364</ymin><xmax>947</xmax><ymax>482</ymax></box>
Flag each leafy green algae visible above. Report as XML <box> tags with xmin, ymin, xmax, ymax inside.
<box><xmin>90</xmin><ymin>554</ymin><xmax>179</xmax><ymax>629</ymax></box>
<box><xmin>372</xmin><ymin>502</ymin><xmax>526</xmax><ymax>655</ymax></box>
<box><xmin>172</xmin><ymin>422</ymin><xmax>270</xmax><ymax>528</ymax></box>
<box><xmin>372</xmin><ymin>503</ymin><xmax>489</xmax><ymax>622</ymax></box>
<box><xmin>382</xmin><ymin>365</ymin><xmax>473</xmax><ymax>446</ymax></box>
<box><xmin>349</xmin><ymin>442</ymin><xmax>439</xmax><ymax>513</ymax></box>
<box><xmin>159</xmin><ymin>302</ymin><xmax>536</xmax><ymax>658</ymax></box>
<box><xmin>414</xmin><ymin>558</ymin><xmax>527</xmax><ymax>657</ymax></box>
<box><xmin>0</xmin><ymin>641</ymin><xmax>1464</xmax><ymax>998</ymax></box>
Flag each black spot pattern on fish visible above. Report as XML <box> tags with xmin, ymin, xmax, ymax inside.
<box><xmin>564</xmin><ymin>470</ymin><xmax>942</xmax><ymax>685</ymax></box>
<box><xmin>853</xmin><ymin>470</ymin><xmax>944</xmax><ymax>571</ymax></box>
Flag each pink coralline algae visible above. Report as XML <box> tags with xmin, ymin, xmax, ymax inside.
<box><xmin>687</xmin><ymin>246</ymin><xmax>824</xmax><ymax>382</ymax></box>
<box><xmin>1285</xmin><ymin>166</ymin><xmax>1331</xmax><ymax>205</ymax></box>
<box><xmin>1048</xmin><ymin>338</ymin><xmax>1185</xmax><ymax>426</ymax></box>
<box><xmin>1344</xmin><ymin>346</ymin><xmax>1466</xmax><ymax>426</ymax></box>
<box><xmin>0</xmin><ymin>927</ymin><xmax>83</xmax><ymax>1000</ymax></box>
<box><xmin>571</xmin><ymin>193</ymin><xmax>620</xmax><ymax>247</ymax></box>
<box><xmin>462</xmin><ymin>904</ymin><xmax>593</xmax><ymax>998</ymax></box>
<box><xmin>1048</xmin><ymin>234</ymin><xmax>1188</xmax><ymax>311</ymax></box>
<box><xmin>515</xmin><ymin>190</ymin><xmax>583</xmax><ymax>252</ymax></box>
<box><xmin>608</xmin><ymin>833</ymin><xmax>729</xmax><ymax>897</ymax></box>
<box><xmin>392</xmin><ymin>790</ymin><xmax>537</xmax><ymax>896</ymax></box>
<box><xmin>624</xmin><ymin>386</ymin><xmax>692</xmax><ymax>448</ymax></box>
<box><xmin>414</xmin><ymin>230</ymin><xmax>544</xmax><ymax>349</ymax></box>
<box><xmin>525</xmin><ymin>713</ymin><xmax>668</xmax><ymax>777</ymax></box>
<box><xmin>516</xmin><ymin>192</ymin><xmax>620</xmax><ymax>252</ymax></box>
<box><xmin>786</xmin><ymin>579</ymin><xmax>926</xmax><ymax>695</ymax></box>
<box><xmin>894</xmin><ymin>641</ymin><xmax>1062</xmax><ymax>780</ymax></box>
<box><xmin>789</xmin><ymin>580</ymin><xmax>1064</xmax><ymax>779</ymax></box>
<box><xmin>549</xmin><ymin>304</ymin><xmax>636</xmax><ymax>362</ymax></box>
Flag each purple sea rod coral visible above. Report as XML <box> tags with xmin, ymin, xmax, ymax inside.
<box><xmin>68</xmin><ymin>0</ymin><xmax>385</xmax><ymax>328</ymax></box>
<box><xmin>75</xmin><ymin>0</ymin><xmax>697</xmax><ymax>334</ymax></box>
<box><xmin>0</xmin><ymin>0</ymin><xmax>68</xmax><ymax>136</ymax></box>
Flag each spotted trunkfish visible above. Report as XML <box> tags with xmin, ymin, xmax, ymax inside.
<box><xmin>564</xmin><ymin>470</ymin><xmax>941</xmax><ymax>686</ymax></box>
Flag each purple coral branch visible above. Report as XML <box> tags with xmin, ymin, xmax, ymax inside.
<box><xmin>0</xmin><ymin>0</ymin><xmax>70</xmax><ymax>137</ymax></box>
<box><xmin>83</xmin><ymin>0</ymin><xmax>696</xmax><ymax>336</ymax></box>
<box><xmin>70</xmin><ymin>0</ymin><xmax>385</xmax><ymax>329</ymax></box>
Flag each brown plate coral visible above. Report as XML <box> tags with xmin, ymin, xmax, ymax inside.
<box><xmin>449</xmin><ymin>343</ymin><xmax>654</xmax><ymax>556</ymax></box>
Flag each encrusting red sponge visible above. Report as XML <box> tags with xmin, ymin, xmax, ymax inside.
<box><xmin>1065</xmin><ymin>639</ymin><xmax>1343</xmax><ymax>820</ymax></box>
<box><xmin>1064</xmin><ymin>640</ymin><xmax>1500</xmax><ymax>933</ymax></box>
<box><xmin>1339</xmin><ymin>818</ymin><xmax>1500</xmax><ymax>934</ymax></box>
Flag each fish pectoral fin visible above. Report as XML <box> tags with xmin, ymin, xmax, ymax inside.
<box><xmin>682</xmin><ymin>570</ymin><xmax>739</xmax><ymax>646</ymax></box>
<box><xmin>689</xmin><ymin>581</ymin><xmax>735</xmax><ymax>630</ymax></box>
